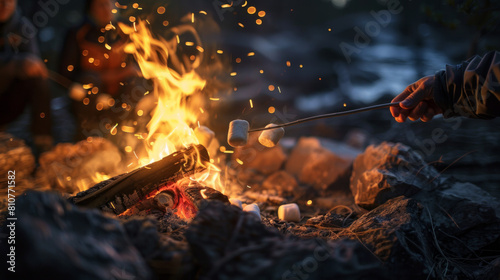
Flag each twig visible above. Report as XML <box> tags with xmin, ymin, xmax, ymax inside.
<box><xmin>429</xmin><ymin>150</ymin><xmax>476</xmax><ymax>184</ymax></box>
<box><xmin>437</xmin><ymin>205</ymin><xmax>460</xmax><ymax>229</ymax></box>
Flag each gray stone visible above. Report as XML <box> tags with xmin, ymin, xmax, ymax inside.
<box><xmin>348</xmin><ymin>142</ymin><xmax>500</xmax><ymax>278</ymax></box>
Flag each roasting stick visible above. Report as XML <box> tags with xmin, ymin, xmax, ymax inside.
<box><xmin>248</xmin><ymin>102</ymin><xmax>401</xmax><ymax>132</ymax></box>
<box><xmin>228</xmin><ymin>102</ymin><xmax>401</xmax><ymax>148</ymax></box>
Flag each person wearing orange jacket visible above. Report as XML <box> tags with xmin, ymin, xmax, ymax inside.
<box><xmin>59</xmin><ymin>0</ymin><xmax>141</xmax><ymax>141</ymax></box>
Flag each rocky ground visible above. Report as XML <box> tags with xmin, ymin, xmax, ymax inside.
<box><xmin>1</xmin><ymin>134</ymin><xmax>499</xmax><ymax>280</ymax></box>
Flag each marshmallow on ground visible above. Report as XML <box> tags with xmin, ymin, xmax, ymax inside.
<box><xmin>278</xmin><ymin>203</ymin><xmax>301</xmax><ymax>222</ymax></box>
<box><xmin>229</xmin><ymin>198</ymin><xmax>242</xmax><ymax>209</ymax></box>
<box><xmin>194</xmin><ymin>126</ymin><xmax>215</xmax><ymax>148</ymax></box>
<box><xmin>258</xmin><ymin>124</ymin><xmax>285</xmax><ymax>148</ymax></box>
<box><xmin>243</xmin><ymin>203</ymin><xmax>261</xmax><ymax>220</ymax></box>
<box><xmin>228</xmin><ymin>119</ymin><xmax>249</xmax><ymax>147</ymax></box>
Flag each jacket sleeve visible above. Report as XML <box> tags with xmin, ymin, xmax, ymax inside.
<box><xmin>433</xmin><ymin>51</ymin><xmax>500</xmax><ymax>119</ymax></box>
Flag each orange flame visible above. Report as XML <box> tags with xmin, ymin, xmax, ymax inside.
<box><xmin>120</xmin><ymin>20</ymin><xmax>224</xmax><ymax>193</ymax></box>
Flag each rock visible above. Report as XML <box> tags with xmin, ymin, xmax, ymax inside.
<box><xmin>285</xmin><ymin>137</ymin><xmax>323</xmax><ymax>176</ymax></box>
<box><xmin>36</xmin><ymin>137</ymin><xmax>125</xmax><ymax>194</ymax></box>
<box><xmin>186</xmin><ymin>201</ymin><xmax>386</xmax><ymax>279</ymax></box>
<box><xmin>414</xmin><ymin>178</ymin><xmax>500</xmax><ymax>255</ymax></box>
<box><xmin>342</xmin><ymin>196</ymin><xmax>433</xmax><ymax>279</ymax></box>
<box><xmin>122</xmin><ymin>217</ymin><xmax>196</xmax><ymax>279</ymax></box>
<box><xmin>350</xmin><ymin>142</ymin><xmax>439</xmax><ymax>209</ymax></box>
<box><xmin>261</xmin><ymin>170</ymin><xmax>298</xmax><ymax>195</ymax></box>
<box><xmin>0</xmin><ymin>133</ymin><xmax>35</xmax><ymax>179</ymax></box>
<box><xmin>233</xmin><ymin>133</ymin><xmax>287</xmax><ymax>175</ymax></box>
<box><xmin>0</xmin><ymin>191</ymin><xmax>152</xmax><ymax>280</ymax></box>
<box><xmin>350</xmin><ymin>142</ymin><xmax>500</xmax><ymax>259</ymax></box>
<box><xmin>345</xmin><ymin>190</ymin><xmax>500</xmax><ymax>279</ymax></box>
<box><xmin>286</xmin><ymin>137</ymin><xmax>352</xmax><ymax>191</ymax></box>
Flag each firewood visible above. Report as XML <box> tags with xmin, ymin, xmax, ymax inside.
<box><xmin>69</xmin><ymin>145</ymin><xmax>210</xmax><ymax>215</ymax></box>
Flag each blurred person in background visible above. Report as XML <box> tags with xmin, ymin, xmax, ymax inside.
<box><xmin>0</xmin><ymin>0</ymin><xmax>52</xmax><ymax>152</ymax></box>
<box><xmin>59</xmin><ymin>0</ymin><xmax>141</xmax><ymax>141</ymax></box>
<box><xmin>391</xmin><ymin>51</ymin><xmax>500</xmax><ymax>122</ymax></box>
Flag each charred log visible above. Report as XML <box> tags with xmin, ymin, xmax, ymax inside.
<box><xmin>69</xmin><ymin>145</ymin><xmax>210</xmax><ymax>215</ymax></box>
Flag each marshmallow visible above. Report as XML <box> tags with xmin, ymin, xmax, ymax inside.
<box><xmin>258</xmin><ymin>124</ymin><xmax>285</xmax><ymax>148</ymax></box>
<box><xmin>278</xmin><ymin>203</ymin><xmax>301</xmax><ymax>222</ymax></box>
<box><xmin>229</xmin><ymin>198</ymin><xmax>243</xmax><ymax>209</ymax></box>
<box><xmin>194</xmin><ymin>126</ymin><xmax>215</xmax><ymax>148</ymax></box>
<box><xmin>243</xmin><ymin>203</ymin><xmax>261</xmax><ymax>220</ymax></box>
<box><xmin>228</xmin><ymin>119</ymin><xmax>249</xmax><ymax>147</ymax></box>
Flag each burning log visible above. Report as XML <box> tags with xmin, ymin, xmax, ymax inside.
<box><xmin>70</xmin><ymin>145</ymin><xmax>212</xmax><ymax>215</ymax></box>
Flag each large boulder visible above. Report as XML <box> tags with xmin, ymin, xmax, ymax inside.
<box><xmin>122</xmin><ymin>216</ymin><xmax>196</xmax><ymax>280</ymax></box>
<box><xmin>345</xmin><ymin>193</ymin><xmax>500</xmax><ymax>279</ymax></box>
<box><xmin>342</xmin><ymin>197</ymin><xmax>432</xmax><ymax>279</ymax></box>
<box><xmin>350</xmin><ymin>142</ymin><xmax>439</xmax><ymax>209</ymax></box>
<box><xmin>348</xmin><ymin>142</ymin><xmax>500</xmax><ymax>279</ymax></box>
<box><xmin>0</xmin><ymin>191</ymin><xmax>152</xmax><ymax>280</ymax></box>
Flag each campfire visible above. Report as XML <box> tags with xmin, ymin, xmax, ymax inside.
<box><xmin>1</xmin><ymin>2</ymin><xmax>500</xmax><ymax>280</ymax></box>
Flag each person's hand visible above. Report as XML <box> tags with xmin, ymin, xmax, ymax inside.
<box><xmin>22</xmin><ymin>55</ymin><xmax>48</xmax><ymax>79</ymax></box>
<box><xmin>391</xmin><ymin>76</ymin><xmax>443</xmax><ymax>122</ymax></box>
